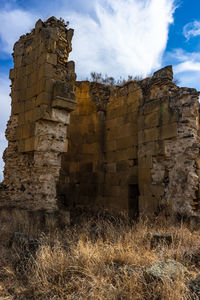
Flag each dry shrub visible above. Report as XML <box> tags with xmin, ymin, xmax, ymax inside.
<box><xmin>0</xmin><ymin>214</ymin><xmax>199</xmax><ymax>299</ymax></box>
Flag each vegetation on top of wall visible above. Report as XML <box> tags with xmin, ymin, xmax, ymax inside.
<box><xmin>88</xmin><ymin>72</ymin><xmax>143</xmax><ymax>86</ymax></box>
<box><xmin>87</xmin><ymin>72</ymin><xmax>180</xmax><ymax>87</ymax></box>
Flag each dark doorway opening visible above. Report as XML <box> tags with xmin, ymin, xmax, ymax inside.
<box><xmin>128</xmin><ymin>184</ymin><xmax>139</xmax><ymax>220</ymax></box>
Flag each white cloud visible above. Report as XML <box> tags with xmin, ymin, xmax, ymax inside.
<box><xmin>174</xmin><ymin>61</ymin><xmax>200</xmax><ymax>73</ymax></box>
<box><xmin>0</xmin><ymin>0</ymin><xmax>175</xmax><ymax>78</ymax></box>
<box><xmin>183</xmin><ymin>20</ymin><xmax>200</xmax><ymax>40</ymax></box>
<box><xmin>0</xmin><ymin>9</ymin><xmax>37</xmax><ymax>53</ymax></box>
<box><xmin>0</xmin><ymin>0</ymin><xmax>176</xmax><ymax>177</ymax></box>
<box><xmin>167</xmin><ymin>49</ymin><xmax>200</xmax><ymax>89</ymax></box>
<box><xmin>62</xmin><ymin>0</ymin><xmax>175</xmax><ymax>79</ymax></box>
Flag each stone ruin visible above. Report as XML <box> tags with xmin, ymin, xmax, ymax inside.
<box><xmin>0</xmin><ymin>17</ymin><xmax>200</xmax><ymax>229</ymax></box>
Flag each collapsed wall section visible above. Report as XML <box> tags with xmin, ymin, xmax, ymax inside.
<box><xmin>62</xmin><ymin>66</ymin><xmax>200</xmax><ymax>217</ymax></box>
<box><xmin>138</xmin><ymin>66</ymin><xmax>200</xmax><ymax>216</ymax></box>
<box><xmin>1</xmin><ymin>17</ymin><xmax>76</xmax><ymax>214</ymax></box>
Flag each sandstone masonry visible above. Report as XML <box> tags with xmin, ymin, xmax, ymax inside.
<box><xmin>1</xmin><ymin>17</ymin><xmax>200</xmax><ymax>225</ymax></box>
<box><xmin>60</xmin><ymin>67</ymin><xmax>200</xmax><ymax>217</ymax></box>
<box><xmin>0</xmin><ymin>17</ymin><xmax>76</xmax><ymax>228</ymax></box>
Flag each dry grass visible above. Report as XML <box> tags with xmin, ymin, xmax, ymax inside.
<box><xmin>0</xmin><ymin>213</ymin><xmax>199</xmax><ymax>299</ymax></box>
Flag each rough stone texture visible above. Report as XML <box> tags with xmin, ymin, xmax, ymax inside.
<box><xmin>145</xmin><ymin>259</ymin><xmax>188</xmax><ymax>282</ymax></box>
<box><xmin>58</xmin><ymin>81</ymin><xmax>109</xmax><ymax>208</ymax></box>
<box><xmin>1</xmin><ymin>17</ymin><xmax>76</xmax><ymax>215</ymax></box>
<box><xmin>61</xmin><ymin>66</ymin><xmax>200</xmax><ymax>217</ymax></box>
<box><xmin>1</xmin><ymin>17</ymin><xmax>200</xmax><ymax>220</ymax></box>
<box><xmin>138</xmin><ymin>66</ymin><xmax>200</xmax><ymax>216</ymax></box>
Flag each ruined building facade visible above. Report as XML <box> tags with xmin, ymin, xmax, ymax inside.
<box><xmin>0</xmin><ymin>17</ymin><xmax>200</xmax><ymax>226</ymax></box>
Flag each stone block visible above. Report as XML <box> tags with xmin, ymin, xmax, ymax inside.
<box><xmin>138</xmin><ymin>156</ymin><xmax>152</xmax><ymax>169</ymax></box>
<box><xmin>35</xmin><ymin>121</ymin><xmax>67</xmax><ymax>137</ymax></box>
<box><xmin>106</xmin><ymin>173</ymin><xmax>120</xmax><ymax>185</ymax></box>
<box><xmin>138</xmin><ymin>168</ymin><xmax>151</xmax><ymax>184</ymax></box>
<box><xmin>116</xmin><ymin>160</ymin><xmax>129</xmax><ymax>171</ymax></box>
<box><xmin>36</xmin><ymin>92</ymin><xmax>51</xmax><ymax>106</ymax></box>
<box><xmin>127</xmin><ymin>90</ymin><xmax>142</xmax><ymax>106</ymax></box>
<box><xmin>25</xmin><ymin>98</ymin><xmax>36</xmax><ymax>111</ymax></box>
<box><xmin>27</xmin><ymin>84</ymin><xmax>37</xmax><ymax>99</ymax></box>
<box><xmin>51</xmin><ymin>109</ymin><xmax>70</xmax><ymax>124</ymax></box>
<box><xmin>14</xmin><ymin>55</ymin><xmax>22</xmax><ymax>68</ymax></box>
<box><xmin>37</xmin><ymin>78</ymin><xmax>54</xmax><ymax>94</ymax></box>
<box><xmin>106</xmin><ymin>117</ymin><xmax>123</xmax><ymax>130</ymax></box>
<box><xmin>143</xmin><ymin>98</ymin><xmax>168</xmax><ymax>115</ymax></box>
<box><xmin>115</xmin><ymin>146</ymin><xmax>137</xmax><ymax>161</ymax></box>
<box><xmin>18</xmin><ymin>139</ymin><xmax>25</xmax><ymax>152</ymax></box>
<box><xmin>26</xmin><ymin>64</ymin><xmax>34</xmax><ymax>76</ymax></box>
<box><xmin>118</xmin><ymin>123</ymin><xmax>137</xmax><ymax>138</ymax></box>
<box><xmin>24</xmin><ymin>137</ymin><xmax>35</xmax><ymax>152</ymax></box>
<box><xmin>16</xmin><ymin>126</ymin><xmax>22</xmax><ymax>140</ymax></box>
<box><xmin>144</xmin><ymin>111</ymin><xmax>159</xmax><ymax>128</ymax></box>
<box><xmin>161</xmin><ymin>123</ymin><xmax>177</xmax><ymax>140</ymax></box>
<box><xmin>38</xmin><ymin>63</ymin><xmax>55</xmax><ymax>79</ymax></box>
<box><xmin>138</xmin><ymin>130</ymin><xmax>144</xmax><ymax>144</ymax></box>
<box><xmin>25</xmin><ymin>110</ymin><xmax>33</xmax><ymax>123</ymax></box>
<box><xmin>144</xmin><ymin>127</ymin><xmax>159</xmax><ymax>142</ymax></box>
<box><xmin>27</xmin><ymin>71</ymin><xmax>37</xmax><ymax>88</ymax></box>
<box><xmin>161</xmin><ymin>109</ymin><xmax>179</xmax><ymax>125</ymax></box>
<box><xmin>32</xmin><ymin>105</ymin><xmax>49</xmax><ymax>121</ymax></box>
<box><xmin>138</xmin><ymin>141</ymin><xmax>165</xmax><ymax>157</ymax></box>
<box><xmin>82</xmin><ymin>143</ymin><xmax>99</xmax><ymax>154</ymax></box>
<box><xmin>106</xmin><ymin>140</ymin><xmax>116</xmax><ymax>152</ymax></box>
<box><xmin>11</xmin><ymin>102</ymin><xmax>25</xmax><ymax>115</ymax></box>
<box><xmin>22</xmin><ymin>123</ymin><xmax>35</xmax><ymax>139</ymax></box>
<box><xmin>123</xmin><ymin>111</ymin><xmax>137</xmax><ymax>124</ymax></box>
<box><xmin>18</xmin><ymin>112</ymin><xmax>25</xmax><ymax>125</ymax></box>
<box><xmin>106</xmin><ymin>162</ymin><xmax>116</xmax><ymax>173</ymax></box>
<box><xmin>116</xmin><ymin>135</ymin><xmax>137</xmax><ymax>150</ymax></box>
<box><xmin>52</xmin><ymin>97</ymin><xmax>77</xmax><ymax>112</ymax></box>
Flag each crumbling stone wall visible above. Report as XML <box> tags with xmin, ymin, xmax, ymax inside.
<box><xmin>1</xmin><ymin>16</ymin><xmax>200</xmax><ymax>221</ymax></box>
<box><xmin>138</xmin><ymin>67</ymin><xmax>200</xmax><ymax>216</ymax></box>
<box><xmin>1</xmin><ymin>17</ymin><xmax>76</xmax><ymax>215</ymax></box>
<box><xmin>61</xmin><ymin>66</ymin><xmax>200</xmax><ymax>217</ymax></box>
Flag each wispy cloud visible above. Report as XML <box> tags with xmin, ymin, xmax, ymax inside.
<box><xmin>0</xmin><ymin>0</ymin><xmax>176</xmax><ymax>176</ymax></box>
<box><xmin>183</xmin><ymin>20</ymin><xmax>200</xmax><ymax>40</ymax></box>
<box><xmin>0</xmin><ymin>0</ymin><xmax>176</xmax><ymax>78</ymax></box>
<box><xmin>62</xmin><ymin>0</ymin><xmax>176</xmax><ymax>79</ymax></box>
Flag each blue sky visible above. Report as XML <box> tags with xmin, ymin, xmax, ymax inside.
<box><xmin>0</xmin><ymin>0</ymin><xmax>200</xmax><ymax>178</ymax></box>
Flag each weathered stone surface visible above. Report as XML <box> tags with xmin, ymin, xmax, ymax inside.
<box><xmin>1</xmin><ymin>18</ymin><xmax>200</xmax><ymax>220</ymax></box>
<box><xmin>145</xmin><ymin>259</ymin><xmax>188</xmax><ymax>282</ymax></box>
<box><xmin>1</xmin><ymin>17</ymin><xmax>76</xmax><ymax>214</ymax></box>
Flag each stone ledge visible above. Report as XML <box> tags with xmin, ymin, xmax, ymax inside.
<box><xmin>52</xmin><ymin>96</ymin><xmax>77</xmax><ymax>111</ymax></box>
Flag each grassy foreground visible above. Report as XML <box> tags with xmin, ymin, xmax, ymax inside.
<box><xmin>0</xmin><ymin>213</ymin><xmax>199</xmax><ymax>299</ymax></box>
